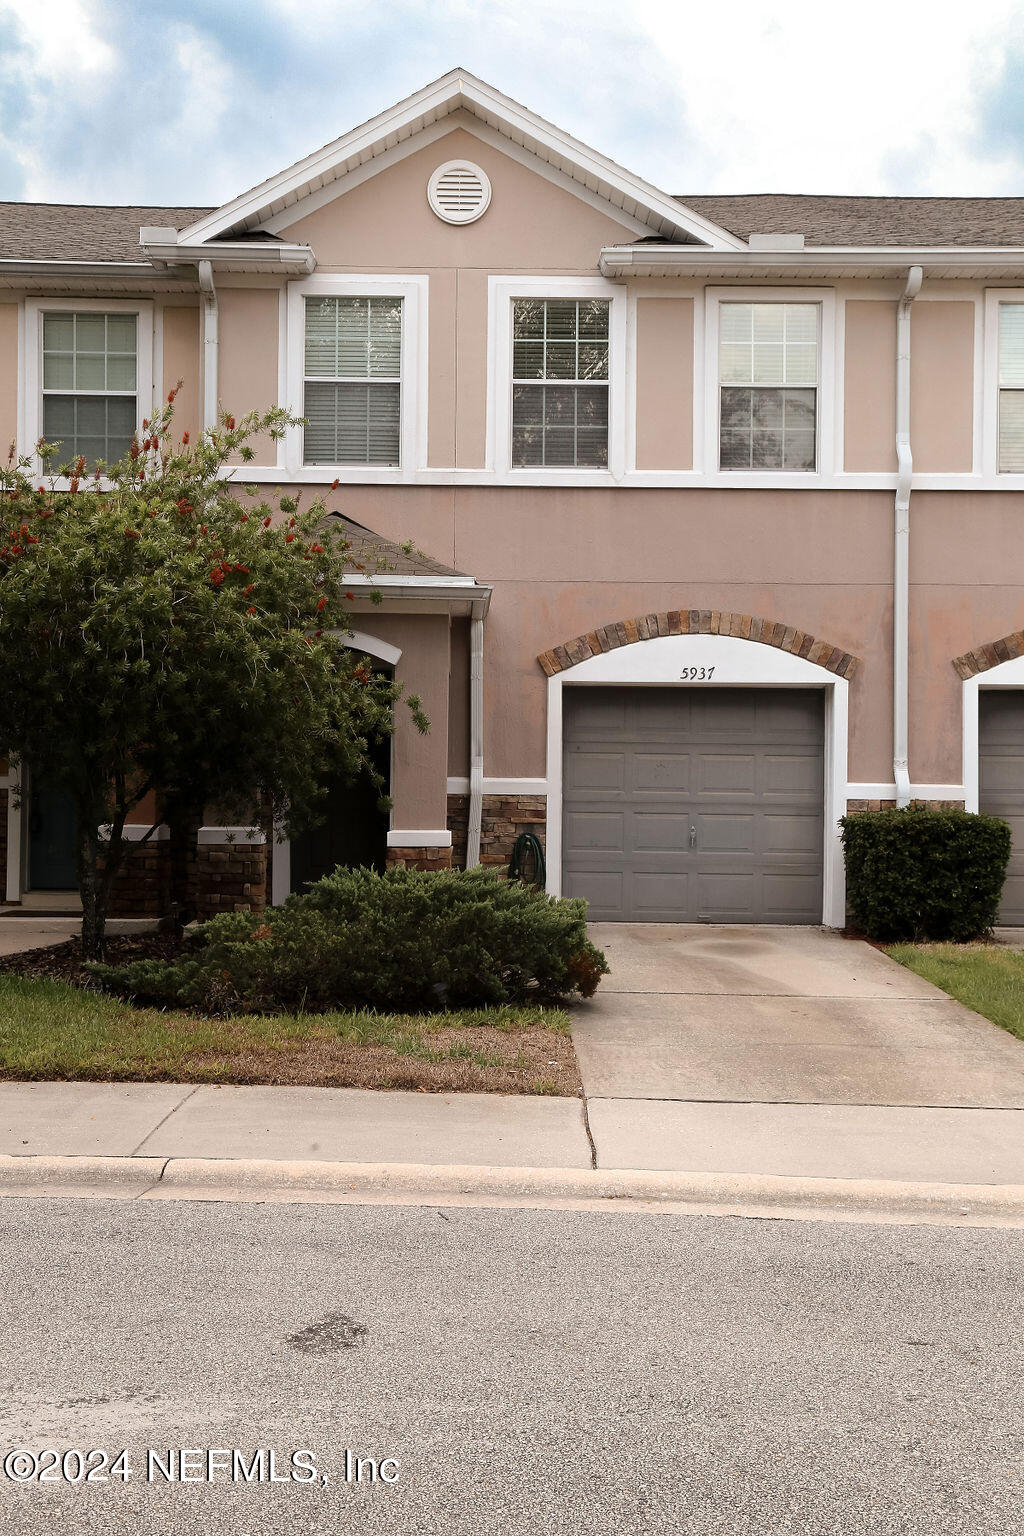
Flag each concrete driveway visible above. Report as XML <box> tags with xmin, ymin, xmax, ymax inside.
<box><xmin>579</xmin><ymin>924</ymin><xmax>1024</xmax><ymax>1181</ymax></box>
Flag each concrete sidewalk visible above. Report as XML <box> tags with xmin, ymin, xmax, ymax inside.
<box><xmin>4</xmin><ymin>923</ymin><xmax>1024</xmax><ymax>1219</ymax></box>
<box><xmin>0</xmin><ymin>1081</ymin><xmax>592</xmax><ymax>1168</ymax></box>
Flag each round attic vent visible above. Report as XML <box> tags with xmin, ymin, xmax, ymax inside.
<box><xmin>427</xmin><ymin>160</ymin><xmax>491</xmax><ymax>225</ymax></box>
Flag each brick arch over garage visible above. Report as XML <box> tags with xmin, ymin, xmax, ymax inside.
<box><xmin>953</xmin><ymin>630</ymin><xmax>1024</xmax><ymax>679</ymax></box>
<box><xmin>538</xmin><ymin>610</ymin><xmax>860</xmax><ymax>678</ymax></box>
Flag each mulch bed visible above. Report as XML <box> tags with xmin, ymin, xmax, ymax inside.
<box><xmin>0</xmin><ymin>933</ymin><xmax>186</xmax><ymax>986</ymax></box>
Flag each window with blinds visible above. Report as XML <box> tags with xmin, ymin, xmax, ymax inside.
<box><xmin>303</xmin><ymin>296</ymin><xmax>402</xmax><ymax>466</ymax></box>
<box><xmin>719</xmin><ymin>302</ymin><xmax>818</xmax><ymax>470</ymax></box>
<box><xmin>999</xmin><ymin>304</ymin><xmax>1024</xmax><ymax>472</ymax></box>
<box><xmin>41</xmin><ymin>312</ymin><xmax>137</xmax><ymax>468</ymax></box>
<box><xmin>511</xmin><ymin>298</ymin><xmax>610</xmax><ymax>468</ymax></box>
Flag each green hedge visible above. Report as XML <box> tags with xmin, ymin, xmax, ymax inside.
<box><xmin>840</xmin><ymin>806</ymin><xmax>1011</xmax><ymax>942</ymax></box>
<box><xmin>88</xmin><ymin>865</ymin><xmax>608</xmax><ymax>1014</ymax></box>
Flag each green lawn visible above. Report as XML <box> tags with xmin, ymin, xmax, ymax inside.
<box><xmin>0</xmin><ymin>975</ymin><xmax>578</xmax><ymax>1095</ymax></box>
<box><xmin>886</xmin><ymin>943</ymin><xmax>1024</xmax><ymax>1043</ymax></box>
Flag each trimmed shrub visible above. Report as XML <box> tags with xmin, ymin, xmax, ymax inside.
<box><xmin>88</xmin><ymin>865</ymin><xmax>609</xmax><ymax>1014</ymax></box>
<box><xmin>840</xmin><ymin>806</ymin><xmax>1011</xmax><ymax>942</ymax></box>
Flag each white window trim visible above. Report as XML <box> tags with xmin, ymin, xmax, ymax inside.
<box><xmin>982</xmin><ymin>288</ymin><xmax>1024</xmax><ymax>481</ymax></box>
<box><xmin>701</xmin><ymin>287</ymin><xmax>836</xmax><ymax>478</ymax></box>
<box><xmin>23</xmin><ymin>297</ymin><xmax>155</xmax><ymax>475</ymax></box>
<box><xmin>282</xmin><ymin>274</ymin><xmax>428</xmax><ymax>480</ymax></box>
<box><xmin>487</xmin><ymin>275</ymin><xmax>627</xmax><ymax>480</ymax></box>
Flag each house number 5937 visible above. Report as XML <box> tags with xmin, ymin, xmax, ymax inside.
<box><xmin>680</xmin><ymin>666</ymin><xmax>715</xmax><ymax>680</ymax></box>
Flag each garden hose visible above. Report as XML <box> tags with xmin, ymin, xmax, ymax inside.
<box><xmin>508</xmin><ymin>831</ymin><xmax>546</xmax><ymax>889</ymax></box>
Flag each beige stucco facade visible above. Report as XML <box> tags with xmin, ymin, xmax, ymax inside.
<box><xmin>4</xmin><ymin>71</ymin><xmax>1024</xmax><ymax>921</ymax></box>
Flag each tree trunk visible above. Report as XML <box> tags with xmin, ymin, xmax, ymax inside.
<box><xmin>164</xmin><ymin>794</ymin><xmax>203</xmax><ymax>934</ymax></box>
<box><xmin>76</xmin><ymin>823</ymin><xmax>106</xmax><ymax>960</ymax></box>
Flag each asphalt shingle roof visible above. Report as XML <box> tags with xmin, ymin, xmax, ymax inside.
<box><xmin>677</xmin><ymin>194</ymin><xmax>1024</xmax><ymax>248</ymax></box>
<box><xmin>0</xmin><ymin>203</ymin><xmax>214</xmax><ymax>262</ymax></box>
<box><xmin>325</xmin><ymin>513</ymin><xmax>467</xmax><ymax>578</ymax></box>
<box><xmin>5</xmin><ymin>194</ymin><xmax>1024</xmax><ymax>264</ymax></box>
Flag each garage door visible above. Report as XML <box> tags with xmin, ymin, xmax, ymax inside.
<box><xmin>562</xmin><ymin>687</ymin><xmax>825</xmax><ymax>923</ymax></box>
<box><xmin>978</xmin><ymin>692</ymin><xmax>1024</xmax><ymax>925</ymax></box>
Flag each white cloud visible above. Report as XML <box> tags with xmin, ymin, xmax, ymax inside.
<box><xmin>6</xmin><ymin>0</ymin><xmax>114</xmax><ymax>77</ymax></box>
<box><xmin>4</xmin><ymin>0</ymin><xmax>1024</xmax><ymax>202</ymax></box>
<box><xmin>626</xmin><ymin>0</ymin><xmax>1024</xmax><ymax>193</ymax></box>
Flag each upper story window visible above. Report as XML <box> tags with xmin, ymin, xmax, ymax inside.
<box><xmin>303</xmin><ymin>296</ymin><xmax>402</xmax><ymax>466</ymax></box>
<box><xmin>511</xmin><ymin>298</ymin><xmax>609</xmax><ymax>468</ymax></box>
<box><xmin>41</xmin><ymin>311</ymin><xmax>137</xmax><ymax>468</ymax></box>
<box><xmin>718</xmin><ymin>302</ymin><xmax>818</xmax><ymax>470</ymax></box>
<box><xmin>998</xmin><ymin>303</ymin><xmax>1024</xmax><ymax>472</ymax></box>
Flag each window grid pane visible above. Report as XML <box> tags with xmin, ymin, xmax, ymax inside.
<box><xmin>303</xmin><ymin>297</ymin><xmax>403</xmax><ymax>465</ymax></box>
<box><xmin>999</xmin><ymin>305</ymin><xmax>1024</xmax><ymax>389</ymax></box>
<box><xmin>719</xmin><ymin>303</ymin><xmax>818</xmax><ymax>470</ymax></box>
<box><xmin>42</xmin><ymin>311</ymin><xmax>137</xmax><ymax>395</ymax></box>
<box><xmin>719</xmin><ymin>302</ymin><xmax>819</xmax><ymax>386</ymax></box>
<box><xmin>999</xmin><ymin>389</ymin><xmax>1024</xmax><ymax>472</ymax></box>
<box><xmin>719</xmin><ymin>387</ymin><xmax>816</xmax><ymax>470</ymax></box>
<box><xmin>303</xmin><ymin>382</ymin><xmax>401</xmax><ymax>467</ymax></box>
<box><xmin>512</xmin><ymin>383</ymin><xmax>609</xmax><ymax>468</ymax></box>
<box><xmin>511</xmin><ymin>298</ymin><xmax>610</xmax><ymax>467</ymax></box>
<box><xmin>304</xmin><ymin>297</ymin><xmax>402</xmax><ymax>379</ymax></box>
<box><xmin>40</xmin><ymin>312</ymin><xmax>138</xmax><ymax>469</ymax></box>
<box><xmin>42</xmin><ymin>394</ymin><xmax>136</xmax><ymax>467</ymax></box>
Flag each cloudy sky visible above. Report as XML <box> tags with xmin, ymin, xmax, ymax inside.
<box><xmin>1</xmin><ymin>0</ymin><xmax>1023</xmax><ymax>207</ymax></box>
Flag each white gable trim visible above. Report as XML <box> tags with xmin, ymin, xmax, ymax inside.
<box><xmin>260</xmin><ymin>114</ymin><xmax>657</xmax><ymax>243</ymax></box>
<box><xmin>178</xmin><ymin>70</ymin><xmax>744</xmax><ymax>252</ymax></box>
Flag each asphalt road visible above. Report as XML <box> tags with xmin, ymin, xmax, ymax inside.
<box><xmin>0</xmin><ymin>1198</ymin><xmax>1021</xmax><ymax>1535</ymax></box>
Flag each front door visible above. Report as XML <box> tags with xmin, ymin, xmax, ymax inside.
<box><xmin>289</xmin><ymin>733</ymin><xmax>391</xmax><ymax>894</ymax></box>
<box><xmin>28</xmin><ymin>782</ymin><xmax>79</xmax><ymax>891</ymax></box>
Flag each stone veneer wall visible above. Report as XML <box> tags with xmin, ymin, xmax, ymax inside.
<box><xmin>385</xmin><ymin>845</ymin><xmax>454</xmax><ymax>872</ymax></box>
<box><xmin>845</xmin><ymin>799</ymin><xmax>965</xmax><ymax>813</ymax></box>
<box><xmin>194</xmin><ymin>841</ymin><xmax>268</xmax><ymax>921</ymax></box>
<box><xmin>107</xmin><ymin>840</ymin><xmax>171</xmax><ymax>917</ymax></box>
<box><xmin>447</xmin><ymin>794</ymin><xmax>547</xmax><ymax>874</ymax></box>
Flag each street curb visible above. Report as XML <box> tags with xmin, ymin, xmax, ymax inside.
<box><xmin>3</xmin><ymin>1154</ymin><xmax>1024</xmax><ymax>1225</ymax></box>
<box><xmin>0</xmin><ymin>1154</ymin><xmax>165</xmax><ymax>1193</ymax></box>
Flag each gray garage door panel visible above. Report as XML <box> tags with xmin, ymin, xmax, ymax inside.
<box><xmin>563</xmin><ymin>687</ymin><xmax>825</xmax><ymax>924</ymax></box>
<box><xmin>979</xmin><ymin>692</ymin><xmax>1024</xmax><ymax>926</ymax></box>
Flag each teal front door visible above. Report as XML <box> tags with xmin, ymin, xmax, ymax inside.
<box><xmin>28</xmin><ymin>783</ymin><xmax>79</xmax><ymax>890</ymax></box>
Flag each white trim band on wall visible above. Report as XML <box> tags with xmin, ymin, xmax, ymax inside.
<box><xmin>198</xmin><ymin>826</ymin><xmax>267</xmax><ymax>845</ymax></box>
<box><xmin>386</xmin><ymin>830</ymin><xmax>453</xmax><ymax>848</ymax></box>
<box><xmin>446</xmin><ymin>777</ymin><xmax>548</xmax><ymax>797</ymax></box>
<box><xmin>99</xmin><ymin>824</ymin><xmax>171</xmax><ymax>842</ymax></box>
<box><xmin>846</xmin><ymin>784</ymin><xmax>966</xmax><ymax>801</ymax></box>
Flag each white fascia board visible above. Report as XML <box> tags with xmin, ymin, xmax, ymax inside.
<box><xmin>141</xmin><ymin>240</ymin><xmax>316</xmax><ymax>274</ymax></box>
<box><xmin>176</xmin><ymin>68</ymin><xmax>742</xmax><ymax>251</ymax></box>
<box><xmin>601</xmin><ymin>244</ymin><xmax>1024</xmax><ymax>278</ymax></box>
<box><xmin>343</xmin><ymin>573</ymin><xmax>492</xmax><ymax>608</ymax></box>
<box><xmin>0</xmin><ymin>259</ymin><xmax>154</xmax><ymax>277</ymax></box>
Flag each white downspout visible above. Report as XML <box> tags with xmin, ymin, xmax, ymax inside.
<box><xmin>894</xmin><ymin>265</ymin><xmax>923</xmax><ymax>809</ymax></box>
<box><xmin>198</xmin><ymin>259</ymin><xmax>218</xmax><ymax>432</ymax></box>
<box><xmin>466</xmin><ymin>606</ymin><xmax>485</xmax><ymax>869</ymax></box>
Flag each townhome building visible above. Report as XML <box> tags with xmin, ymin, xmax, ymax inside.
<box><xmin>3</xmin><ymin>68</ymin><xmax>1024</xmax><ymax>927</ymax></box>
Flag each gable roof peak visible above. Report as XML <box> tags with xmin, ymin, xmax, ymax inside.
<box><xmin>177</xmin><ymin>69</ymin><xmax>745</xmax><ymax>252</ymax></box>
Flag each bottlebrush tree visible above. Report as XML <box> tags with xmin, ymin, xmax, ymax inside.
<box><xmin>0</xmin><ymin>391</ymin><xmax>425</xmax><ymax>956</ymax></box>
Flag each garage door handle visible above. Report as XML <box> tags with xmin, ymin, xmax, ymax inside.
<box><xmin>689</xmin><ymin>824</ymin><xmax>697</xmax><ymax>849</ymax></box>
